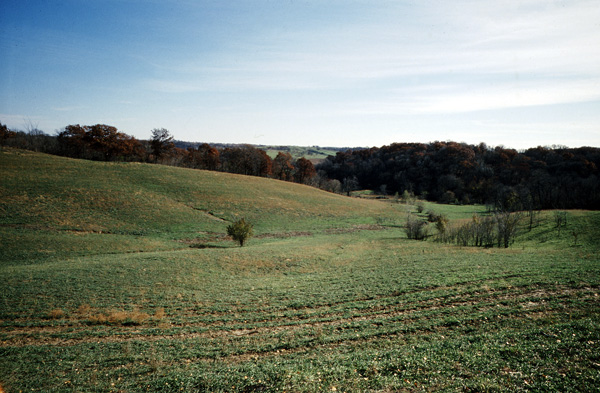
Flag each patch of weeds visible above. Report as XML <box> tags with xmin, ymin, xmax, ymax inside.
<box><xmin>74</xmin><ymin>304</ymin><xmax>156</xmax><ymax>326</ymax></box>
<box><xmin>46</xmin><ymin>308</ymin><xmax>67</xmax><ymax>319</ymax></box>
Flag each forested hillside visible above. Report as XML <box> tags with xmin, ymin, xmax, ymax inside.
<box><xmin>317</xmin><ymin>142</ymin><xmax>600</xmax><ymax>210</ymax></box>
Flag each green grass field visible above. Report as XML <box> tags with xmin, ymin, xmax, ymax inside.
<box><xmin>1</xmin><ymin>148</ymin><xmax>599</xmax><ymax>392</ymax></box>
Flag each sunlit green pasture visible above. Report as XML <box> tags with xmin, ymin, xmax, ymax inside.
<box><xmin>1</xmin><ymin>149</ymin><xmax>598</xmax><ymax>392</ymax></box>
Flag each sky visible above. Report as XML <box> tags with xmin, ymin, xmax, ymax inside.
<box><xmin>1</xmin><ymin>0</ymin><xmax>599</xmax><ymax>149</ymax></box>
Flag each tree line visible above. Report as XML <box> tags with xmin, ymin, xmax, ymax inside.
<box><xmin>0</xmin><ymin>122</ymin><xmax>321</xmax><ymax>187</ymax></box>
<box><xmin>316</xmin><ymin>141</ymin><xmax>600</xmax><ymax>210</ymax></box>
<box><xmin>2</xmin><ymin>122</ymin><xmax>599</xmax><ymax>210</ymax></box>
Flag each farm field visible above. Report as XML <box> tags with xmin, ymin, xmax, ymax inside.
<box><xmin>1</xmin><ymin>148</ymin><xmax>599</xmax><ymax>392</ymax></box>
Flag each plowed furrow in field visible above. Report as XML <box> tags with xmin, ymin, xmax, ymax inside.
<box><xmin>2</xmin><ymin>286</ymin><xmax>595</xmax><ymax>348</ymax></box>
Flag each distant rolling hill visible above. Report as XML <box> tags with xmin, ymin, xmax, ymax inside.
<box><xmin>0</xmin><ymin>148</ymin><xmax>399</xmax><ymax>262</ymax></box>
<box><xmin>174</xmin><ymin>141</ymin><xmax>352</xmax><ymax>164</ymax></box>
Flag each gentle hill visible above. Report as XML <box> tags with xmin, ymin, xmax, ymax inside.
<box><xmin>0</xmin><ymin>148</ymin><xmax>399</xmax><ymax>262</ymax></box>
<box><xmin>0</xmin><ymin>148</ymin><xmax>397</xmax><ymax>233</ymax></box>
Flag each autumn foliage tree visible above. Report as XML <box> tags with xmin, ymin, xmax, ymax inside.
<box><xmin>57</xmin><ymin>124</ymin><xmax>144</xmax><ymax>161</ymax></box>
<box><xmin>272</xmin><ymin>152</ymin><xmax>295</xmax><ymax>181</ymax></box>
<box><xmin>293</xmin><ymin>157</ymin><xmax>316</xmax><ymax>184</ymax></box>
<box><xmin>221</xmin><ymin>145</ymin><xmax>272</xmax><ymax>177</ymax></box>
<box><xmin>186</xmin><ymin>143</ymin><xmax>221</xmax><ymax>170</ymax></box>
<box><xmin>0</xmin><ymin>122</ymin><xmax>16</xmax><ymax>146</ymax></box>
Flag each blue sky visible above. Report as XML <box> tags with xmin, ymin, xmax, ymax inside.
<box><xmin>1</xmin><ymin>0</ymin><xmax>599</xmax><ymax>149</ymax></box>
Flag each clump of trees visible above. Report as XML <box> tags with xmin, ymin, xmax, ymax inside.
<box><xmin>434</xmin><ymin>212</ymin><xmax>523</xmax><ymax>248</ymax></box>
<box><xmin>57</xmin><ymin>124</ymin><xmax>144</xmax><ymax>161</ymax></box>
<box><xmin>220</xmin><ymin>145</ymin><xmax>273</xmax><ymax>177</ymax></box>
<box><xmin>0</xmin><ymin>122</ymin><xmax>15</xmax><ymax>145</ymax></box>
<box><xmin>185</xmin><ymin>143</ymin><xmax>221</xmax><ymax>170</ymax></box>
<box><xmin>227</xmin><ymin>218</ymin><xmax>254</xmax><ymax>247</ymax></box>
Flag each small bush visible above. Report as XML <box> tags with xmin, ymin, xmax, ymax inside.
<box><xmin>227</xmin><ymin>218</ymin><xmax>254</xmax><ymax>247</ymax></box>
<box><xmin>434</xmin><ymin>214</ymin><xmax>449</xmax><ymax>234</ymax></box>
<box><xmin>405</xmin><ymin>214</ymin><xmax>428</xmax><ymax>240</ymax></box>
<box><xmin>426</xmin><ymin>209</ymin><xmax>440</xmax><ymax>222</ymax></box>
<box><xmin>402</xmin><ymin>190</ymin><xmax>415</xmax><ymax>204</ymax></box>
<box><xmin>440</xmin><ymin>190</ymin><xmax>456</xmax><ymax>204</ymax></box>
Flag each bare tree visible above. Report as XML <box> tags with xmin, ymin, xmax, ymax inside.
<box><xmin>496</xmin><ymin>212</ymin><xmax>523</xmax><ymax>248</ymax></box>
<box><xmin>150</xmin><ymin>128</ymin><xmax>175</xmax><ymax>162</ymax></box>
<box><xmin>554</xmin><ymin>211</ymin><xmax>568</xmax><ymax>237</ymax></box>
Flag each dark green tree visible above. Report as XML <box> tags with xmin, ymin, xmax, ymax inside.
<box><xmin>227</xmin><ymin>218</ymin><xmax>254</xmax><ymax>247</ymax></box>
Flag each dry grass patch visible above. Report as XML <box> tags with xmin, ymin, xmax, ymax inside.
<box><xmin>46</xmin><ymin>309</ymin><xmax>67</xmax><ymax>319</ymax></box>
<box><xmin>73</xmin><ymin>304</ymin><xmax>163</xmax><ymax>326</ymax></box>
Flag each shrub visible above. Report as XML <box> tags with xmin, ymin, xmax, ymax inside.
<box><xmin>227</xmin><ymin>218</ymin><xmax>254</xmax><ymax>247</ymax></box>
<box><xmin>405</xmin><ymin>214</ymin><xmax>428</xmax><ymax>240</ymax></box>
<box><xmin>426</xmin><ymin>209</ymin><xmax>440</xmax><ymax>222</ymax></box>
<box><xmin>434</xmin><ymin>214</ymin><xmax>449</xmax><ymax>234</ymax></box>
<box><xmin>402</xmin><ymin>190</ymin><xmax>415</xmax><ymax>204</ymax></box>
<box><xmin>440</xmin><ymin>190</ymin><xmax>456</xmax><ymax>204</ymax></box>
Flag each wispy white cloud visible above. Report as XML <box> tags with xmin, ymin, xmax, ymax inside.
<box><xmin>343</xmin><ymin>77</ymin><xmax>600</xmax><ymax>116</ymax></box>
<box><xmin>143</xmin><ymin>0</ymin><xmax>600</xmax><ymax>115</ymax></box>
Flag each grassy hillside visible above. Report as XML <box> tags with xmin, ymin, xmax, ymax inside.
<box><xmin>0</xmin><ymin>148</ymin><xmax>397</xmax><ymax>263</ymax></box>
<box><xmin>1</xmin><ymin>148</ymin><xmax>599</xmax><ymax>392</ymax></box>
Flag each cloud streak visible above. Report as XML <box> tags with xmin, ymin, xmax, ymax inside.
<box><xmin>144</xmin><ymin>0</ymin><xmax>600</xmax><ymax>105</ymax></box>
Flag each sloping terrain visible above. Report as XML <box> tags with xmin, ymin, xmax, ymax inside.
<box><xmin>0</xmin><ymin>148</ymin><xmax>397</xmax><ymax>263</ymax></box>
<box><xmin>0</xmin><ymin>148</ymin><xmax>598</xmax><ymax>392</ymax></box>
